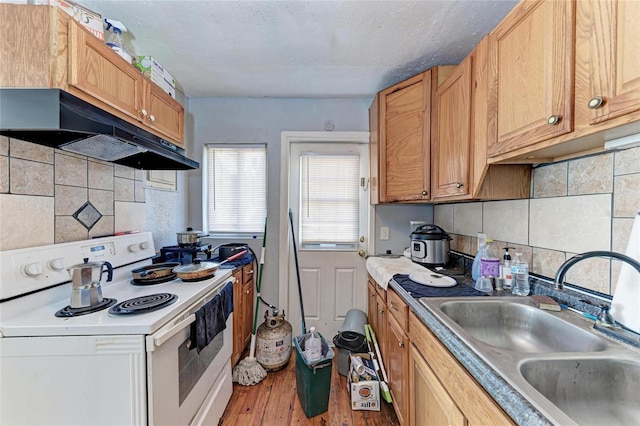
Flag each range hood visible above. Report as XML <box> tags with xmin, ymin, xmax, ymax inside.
<box><xmin>0</xmin><ymin>89</ymin><xmax>198</xmax><ymax>170</ymax></box>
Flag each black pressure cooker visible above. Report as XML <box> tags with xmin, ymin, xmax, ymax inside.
<box><xmin>410</xmin><ymin>224</ymin><xmax>451</xmax><ymax>266</ymax></box>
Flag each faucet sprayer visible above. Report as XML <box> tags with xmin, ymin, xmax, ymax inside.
<box><xmin>553</xmin><ymin>250</ymin><xmax>640</xmax><ymax>291</ymax></box>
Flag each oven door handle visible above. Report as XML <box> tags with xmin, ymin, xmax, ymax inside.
<box><xmin>147</xmin><ymin>313</ymin><xmax>196</xmax><ymax>351</ymax></box>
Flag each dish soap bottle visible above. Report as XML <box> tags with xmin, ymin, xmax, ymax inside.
<box><xmin>471</xmin><ymin>242</ymin><xmax>484</xmax><ymax>282</ymax></box>
<box><xmin>501</xmin><ymin>247</ymin><xmax>513</xmax><ymax>289</ymax></box>
<box><xmin>480</xmin><ymin>239</ymin><xmax>500</xmax><ymax>282</ymax></box>
<box><xmin>303</xmin><ymin>327</ymin><xmax>322</xmax><ymax>362</ymax></box>
<box><xmin>511</xmin><ymin>253</ymin><xmax>530</xmax><ymax>296</ymax></box>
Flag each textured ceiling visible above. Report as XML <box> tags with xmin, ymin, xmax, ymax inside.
<box><xmin>81</xmin><ymin>0</ymin><xmax>518</xmax><ymax>98</ymax></box>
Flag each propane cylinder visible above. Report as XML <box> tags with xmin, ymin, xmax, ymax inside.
<box><xmin>255</xmin><ymin>309</ymin><xmax>292</xmax><ymax>371</ymax></box>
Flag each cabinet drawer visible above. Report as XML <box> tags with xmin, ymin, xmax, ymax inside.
<box><xmin>387</xmin><ymin>288</ymin><xmax>408</xmax><ymax>330</ymax></box>
<box><xmin>242</xmin><ymin>263</ymin><xmax>254</xmax><ymax>284</ymax></box>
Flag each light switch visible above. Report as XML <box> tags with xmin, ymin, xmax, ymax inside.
<box><xmin>380</xmin><ymin>227</ymin><xmax>390</xmax><ymax>240</ymax></box>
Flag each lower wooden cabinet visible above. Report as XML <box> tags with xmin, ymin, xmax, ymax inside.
<box><xmin>409</xmin><ymin>344</ymin><xmax>465</xmax><ymax>426</ymax></box>
<box><xmin>387</xmin><ymin>310</ymin><xmax>410</xmax><ymax>425</ymax></box>
<box><xmin>409</xmin><ymin>312</ymin><xmax>514</xmax><ymax>425</ymax></box>
<box><xmin>231</xmin><ymin>264</ymin><xmax>255</xmax><ymax>367</ymax></box>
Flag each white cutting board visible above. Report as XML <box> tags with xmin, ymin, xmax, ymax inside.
<box><xmin>611</xmin><ymin>212</ymin><xmax>640</xmax><ymax>333</ymax></box>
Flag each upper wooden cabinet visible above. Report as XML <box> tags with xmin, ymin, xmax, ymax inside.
<box><xmin>432</xmin><ymin>37</ymin><xmax>531</xmax><ymax>202</ymax></box>
<box><xmin>370</xmin><ymin>67</ymin><xmax>454</xmax><ymax>203</ymax></box>
<box><xmin>487</xmin><ymin>0</ymin><xmax>575</xmax><ymax>158</ymax></box>
<box><xmin>0</xmin><ymin>4</ymin><xmax>184</xmax><ymax>147</ymax></box>
<box><xmin>488</xmin><ymin>0</ymin><xmax>640</xmax><ymax>163</ymax></box>
<box><xmin>577</xmin><ymin>0</ymin><xmax>640</xmax><ymax>127</ymax></box>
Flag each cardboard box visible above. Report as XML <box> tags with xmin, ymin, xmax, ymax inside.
<box><xmin>133</xmin><ymin>56</ymin><xmax>176</xmax><ymax>97</ymax></box>
<box><xmin>49</xmin><ymin>0</ymin><xmax>104</xmax><ymax>40</ymax></box>
<box><xmin>347</xmin><ymin>354</ymin><xmax>380</xmax><ymax>411</ymax></box>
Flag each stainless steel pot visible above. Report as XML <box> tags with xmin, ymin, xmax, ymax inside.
<box><xmin>176</xmin><ymin>228</ymin><xmax>208</xmax><ymax>245</ymax></box>
<box><xmin>410</xmin><ymin>224</ymin><xmax>451</xmax><ymax>266</ymax></box>
<box><xmin>173</xmin><ymin>250</ymin><xmax>247</xmax><ymax>281</ymax></box>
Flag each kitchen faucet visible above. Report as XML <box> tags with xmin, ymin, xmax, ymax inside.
<box><xmin>554</xmin><ymin>250</ymin><xmax>640</xmax><ymax>291</ymax></box>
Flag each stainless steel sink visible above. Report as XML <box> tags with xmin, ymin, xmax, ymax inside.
<box><xmin>520</xmin><ymin>358</ymin><xmax>640</xmax><ymax>426</ymax></box>
<box><xmin>438</xmin><ymin>299</ymin><xmax>606</xmax><ymax>353</ymax></box>
<box><xmin>419</xmin><ymin>296</ymin><xmax>640</xmax><ymax>425</ymax></box>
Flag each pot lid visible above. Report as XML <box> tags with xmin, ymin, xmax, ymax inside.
<box><xmin>177</xmin><ymin>227</ymin><xmax>205</xmax><ymax>235</ymax></box>
<box><xmin>411</xmin><ymin>224</ymin><xmax>451</xmax><ymax>240</ymax></box>
<box><xmin>172</xmin><ymin>259</ymin><xmax>218</xmax><ymax>274</ymax></box>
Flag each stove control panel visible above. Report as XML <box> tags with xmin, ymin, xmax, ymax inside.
<box><xmin>0</xmin><ymin>232</ymin><xmax>155</xmax><ymax>300</ymax></box>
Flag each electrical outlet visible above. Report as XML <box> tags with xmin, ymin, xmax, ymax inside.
<box><xmin>380</xmin><ymin>227</ymin><xmax>390</xmax><ymax>240</ymax></box>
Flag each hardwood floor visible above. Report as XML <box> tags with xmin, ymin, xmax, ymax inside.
<box><xmin>221</xmin><ymin>352</ymin><xmax>400</xmax><ymax>425</ymax></box>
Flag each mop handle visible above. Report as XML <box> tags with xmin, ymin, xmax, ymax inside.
<box><xmin>252</xmin><ymin>220</ymin><xmax>267</xmax><ymax>335</ymax></box>
<box><xmin>289</xmin><ymin>209</ymin><xmax>306</xmax><ymax>335</ymax></box>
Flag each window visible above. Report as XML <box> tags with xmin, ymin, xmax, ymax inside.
<box><xmin>299</xmin><ymin>154</ymin><xmax>360</xmax><ymax>246</ymax></box>
<box><xmin>204</xmin><ymin>145</ymin><xmax>267</xmax><ymax>234</ymax></box>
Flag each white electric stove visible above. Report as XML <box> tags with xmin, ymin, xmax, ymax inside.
<box><xmin>0</xmin><ymin>232</ymin><xmax>235</xmax><ymax>426</ymax></box>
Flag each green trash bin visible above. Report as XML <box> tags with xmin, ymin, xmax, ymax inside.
<box><xmin>294</xmin><ymin>332</ymin><xmax>335</xmax><ymax>418</ymax></box>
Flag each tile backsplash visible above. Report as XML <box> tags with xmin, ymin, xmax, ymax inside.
<box><xmin>435</xmin><ymin>146</ymin><xmax>640</xmax><ymax>297</ymax></box>
<box><xmin>0</xmin><ymin>136</ymin><xmax>146</xmax><ymax>250</ymax></box>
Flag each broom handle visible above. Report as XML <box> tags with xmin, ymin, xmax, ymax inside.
<box><xmin>289</xmin><ymin>209</ymin><xmax>306</xmax><ymax>335</ymax></box>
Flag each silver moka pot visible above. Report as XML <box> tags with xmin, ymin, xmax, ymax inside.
<box><xmin>67</xmin><ymin>258</ymin><xmax>113</xmax><ymax>308</ymax></box>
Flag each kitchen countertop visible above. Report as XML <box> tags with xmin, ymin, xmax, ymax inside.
<box><xmin>366</xmin><ymin>255</ymin><xmax>595</xmax><ymax>426</ymax></box>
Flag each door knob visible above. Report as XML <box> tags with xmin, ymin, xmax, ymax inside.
<box><xmin>358</xmin><ymin>249</ymin><xmax>367</xmax><ymax>258</ymax></box>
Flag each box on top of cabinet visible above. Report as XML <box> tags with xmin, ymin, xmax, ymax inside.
<box><xmin>132</xmin><ymin>56</ymin><xmax>176</xmax><ymax>97</ymax></box>
<box><xmin>46</xmin><ymin>0</ymin><xmax>104</xmax><ymax>40</ymax></box>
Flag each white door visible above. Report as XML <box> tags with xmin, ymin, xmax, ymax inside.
<box><xmin>286</xmin><ymin>139</ymin><xmax>370</xmax><ymax>340</ymax></box>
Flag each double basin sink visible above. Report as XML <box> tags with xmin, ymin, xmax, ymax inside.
<box><xmin>419</xmin><ymin>297</ymin><xmax>640</xmax><ymax>425</ymax></box>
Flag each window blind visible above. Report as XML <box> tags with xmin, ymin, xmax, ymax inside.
<box><xmin>206</xmin><ymin>145</ymin><xmax>267</xmax><ymax>233</ymax></box>
<box><xmin>299</xmin><ymin>154</ymin><xmax>360</xmax><ymax>245</ymax></box>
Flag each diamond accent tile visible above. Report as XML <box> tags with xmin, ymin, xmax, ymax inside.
<box><xmin>73</xmin><ymin>201</ymin><xmax>102</xmax><ymax>230</ymax></box>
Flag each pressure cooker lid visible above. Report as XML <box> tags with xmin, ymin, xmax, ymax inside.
<box><xmin>410</xmin><ymin>224</ymin><xmax>451</xmax><ymax>240</ymax></box>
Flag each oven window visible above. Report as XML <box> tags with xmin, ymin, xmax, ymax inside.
<box><xmin>178</xmin><ymin>329</ymin><xmax>224</xmax><ymax>405</ymax></box>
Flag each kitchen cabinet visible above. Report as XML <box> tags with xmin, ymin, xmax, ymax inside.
<box><xmin>231</xmin><ymin>262</ymin><xmax>255</xmax><ymax>366</ymax></box>
<box><xmin>386</xmin><ymin>288</ymin><xmax>409</xmax><ymax>425</ymax></box>
<box><xmin>409</xmin><ymin>344</ymin><xmax>465</xmax><ymax>426</ymax></box>
<box><xmin>0</xmin><ymin>4</ymin><xmax>184</xmax><ymax>147</ymax></box>
<box><xmin>431</xmin><ymin>36</ymin><xmax>531</xmax><ymax>201</ymax></box>
<box><xmin>487</xmin><ymin>0</ymin><xmax>574</xmax><ymax>159</ymax></box>
<box><xmin>408</xmin><ymin>311</ymin><xmax>514</xmax><ymax>425</ymax></box>
<box><xmin>488</xmin><ymin>0</ymin><xmax>640</xmax><ymax>164</ymax></box>
<box><xmin>369</xmin><ymin>66</ymin><xmax>454</xmax><ymax>203</ymax></box>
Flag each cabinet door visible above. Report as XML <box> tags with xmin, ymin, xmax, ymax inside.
<box><xmin>387</xmin><ymin>314</ymin><xmax>409</xmax><ymax>425</ymax></box>
<box><xmin>375</xmin><ymin>293</ymin><xmax>387</xmax><ymax>363</ymax></box>
<box><xmin>67</xmin><ymin>20</ymin><xmax>144</xmax><ymax>122</ymax></box>
<box><xmin>410</xmin><ymin>344</ymin><xmax>466</xmax><ymax>426</ymax></box>
<box><xmin>379</xmin><ymin>72</ymin><xmax>431</xmax><ymax>202</ymax></box>
<box><xmin>241</xmin><ymin>264</ymin><xmax>255</xmax><ymax>351</ymax></box>
<box><xmin>431</xmin><ymin>55</ymin><xmax>472</xmax><ymax>199</ymax></box>
<box><xmin>367</xmin><ymin>279</ymin><xmax>378</xmax><ymax>334</ymax></box>
<box><xmin>584</xmin><ymin>0</ymin><xmax>640</xmax><ymax>124</ymax></box>
<box><xmin>144</xmin><ymin>82</ymin><xmax>185</xmax><ymax>146</ymax></box>
<box><xmin>231</xmin><ymin>270</ymin><xmax>243</xmax><ymax>366</ymax></box>
<box><xmin>488</xmin><ymin>0</ymin><xmax>574</xmax><ymax>157</ymax></box>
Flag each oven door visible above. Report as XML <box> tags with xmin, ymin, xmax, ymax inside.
<box><xmin>146</xmin><ymin>310</ymin><xmax>233</xmax><ymax>425</ymax></box>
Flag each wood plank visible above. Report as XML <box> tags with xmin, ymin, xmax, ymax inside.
<box><xmin>222</xmin><ymin>349</ymin><xmax>399</xmax><ymax>425</ymax></box>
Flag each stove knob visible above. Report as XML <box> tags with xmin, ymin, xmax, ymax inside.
<box><xmin>128</xmin><ymin>244</ymin><xmax>140</xmax><ymax>252</ymax></box>
<box><xmin>139</xmin><ymin>242</ymin><xmax>149</xmax><ymax>250</ymax></box>
<box><xmin>48</xmin><ymin>258</ymin><xmax>66</xmax><ymax>271</ymax></box>
<box><xmin>23</xmin><ymin>262</ymin><xmax>43</xmax><ymax>277</ymax></box>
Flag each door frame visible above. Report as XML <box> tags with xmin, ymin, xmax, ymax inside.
<box><xmin>278</xmin><ymin>131</ymin><xmax>372</xmax><ymax>316</ymax></box>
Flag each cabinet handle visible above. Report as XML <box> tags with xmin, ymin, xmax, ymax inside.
<box><xmin>148</xmin><ymin>114</ymin><xmax>156</xmax><ymax>122</ymax></box>
<box><xmin>245</xmin><ymin>289</ymin><xmax>250</xmax><ymax>294</ymax></box>
<box><xmin>390</xmin><ymin>302</ymin><xmax>398</xmax><ymax>311</ymax></box>
<box><xmin>379</xmin><ymin>309</ymin><xmax>384</xmax><ymax>315</ymax></box>
<box><xmin>421</xmin><ymin>190</ymin><xmax>428</xmax><ymax>196</ymax></box>
<box><xmin>547</xmin><ymin>115</ymin><xmax>561</xmax><ymax>125</ymax></box>
<box><xmin>588</xmin><ymin>96</ymin><xmax>604</xmax><ymax>109</ymax></box>
<box><xmin>455</xmin><ymin>182</ymin><xmax>463</xmax><ymax>188</ymax></box>
<box><xmin>139</xmin><ymin>109</ymin><xmax>148</xmax><ymax>117</ymax></box>
<box><xmin>399</xmin><ymin>341</ymin><xmax>404</xmax><ymax>348</ymax></box>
